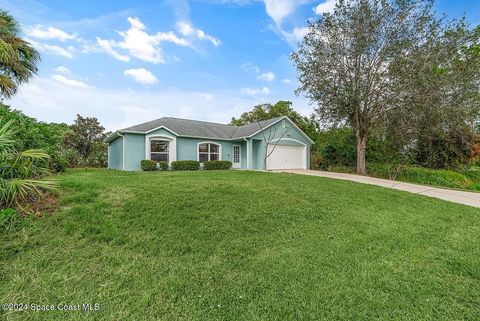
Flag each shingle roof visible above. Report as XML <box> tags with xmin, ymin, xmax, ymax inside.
<box><xmin>115</xmin><ymin>116</ymin><xmax>285</xmax><ymax>140</ymax></box>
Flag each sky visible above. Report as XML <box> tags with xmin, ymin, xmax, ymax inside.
<box><xmin>2</xmin><ymin>0</ymin><xmax>480</xmax><ymax>131</ymax></box>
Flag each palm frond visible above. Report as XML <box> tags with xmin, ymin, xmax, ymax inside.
<box><xmin>19</xmin><ymin>149</ymin><xmax>50</xmax><ymax>160</ymax></box>
<box><xmin>0</xmin><ymin>119</ymin><xmax>16</xmax><ymax>151</ymax></box>
<box><xmin>0</xmin><ymin>177</ymin><xmax>58</xmax><ymax>207</ymax></box>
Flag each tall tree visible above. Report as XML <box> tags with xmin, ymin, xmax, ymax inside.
<box><xmin>0</xmin><ymin>10</ymin><xmax>40</xmax><ymax>98</ymax></box>
<box><xmin>231</xmin><ymin>100</ymin><xmax>319</xmax><ymax>141</ymax></box>
<box><xmin>63</xmin><ymin>114</ymin><xmax>108</xmax><ymax>163</ymax></box>
<box><xmin>292</xmin><ymin>0</ymin><xmax>436</xmax><ymax>174</ymax></box>
<box><xmin>390</xmin><ymin>22</ymin><xmax>480</xmax><ymax>168</ymax></box>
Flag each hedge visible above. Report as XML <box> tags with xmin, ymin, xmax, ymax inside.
<box><xmin>158</xmin><ymin>161</ymin><xmax>169</xmax><ymax>171</ymax></box>
<box><xmin>141</xmin><ymin>160</ymin><xmax>170</xmax><ymax>171</ymax></box>
<box><xmin>171</xmin><ymin>160</ymin><xmax>200</xmax><ymax>171</ymax></box>
<box><xmin>203</xmin><ymin>160</ymin><xmax>232</xmax><ymax>170</ymax></box>
<box><xmin>141</xmin><ymin>160</ymin><xmax>157</xmax><ymax>171</ymax></box>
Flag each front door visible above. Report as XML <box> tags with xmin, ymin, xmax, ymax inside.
<box><xmin>232</xmin><ymin>145</ymin><xmax>241</xmax><ymax>168</ymax></box>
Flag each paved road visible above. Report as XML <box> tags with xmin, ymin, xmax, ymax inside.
<box><xmin>274</xmin><ymin>169</ymin><xmax>480</xmax><ymax>208</ymax></box>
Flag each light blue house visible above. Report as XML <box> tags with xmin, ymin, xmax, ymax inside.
<box><xmin>106</xmin><ymin>116</ymin><xmax>313</xmax><ymax>171</ymax></box>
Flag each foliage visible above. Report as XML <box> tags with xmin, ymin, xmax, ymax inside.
<box><xmin>62</xmin><ymin>114</ymin><xmax>109</xmax><ymax>167</ymax></box>
<box><xmin>0</xmin><ymin>119</ymin><xmax>57</xmax><ymax>209</ymax></box>
<box><xmin>292</xmin><ymin>0</ymin><xmax>442</xmax><ymax>174</ymax></box>
<box><xmin>0</xmin><ymin>207</ymin><xmax>17</xmax><ymax>231</ymax></box>
<box><xmin>328</xmin><ymin>162</ymin><xmax>480</xmax><ymax>191</ymax></box>
<box><xmin>171</xmin><ymin>160</ymin><xmax>200</xmax><ymax>171</ymax></box>
<box><xmin>0</xmin><ymin>10</ymin><xmax>40</xmax><ymax>98</ymax></box>
<box><xmin>387</xmin><ymin>21</ymin><xmax>480</xmax><ymax>169</ymax></box>
<box><xmin>2</xmin><ymin>169</ymin><xmax>479</xmax><ymax>320</ymax></box>
<box><xmin>313</xmin><ymin>127</ymin><xmax>356</xmax><ymax>169</ymax></box>
<box><xmin>230</xmin><ymin>101</ymin><xmax>319</xmax><ymax>142</ymax></box>
<box><xmin>158</xmin><ymin>161</ymin><xmax>169</xmax><ymax>171</ymax></box>
<box><xmin>203</xmin><ymin>160</ymin><xmax>232</xmax><ymax>170</ymax></box>
<box><xmin>0</xmin><ymin>104</ymin><xmax>70</xmax><ymax>172</ymax></box>
<box><xmin>141</xmin><ymin>160</ymin><xmax>157</xmax><ymax>171</ymax></box>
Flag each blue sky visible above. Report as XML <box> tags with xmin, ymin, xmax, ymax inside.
<box><xmin>3</xmin><ymin>0</ymin><xmax>480</xmax><ymax>130</ymax></box>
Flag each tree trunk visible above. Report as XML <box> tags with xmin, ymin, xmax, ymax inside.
<box><xmin>356</xmin><ymin>133</ymin><xmax>367</xmax><ymax>175</ymax></box>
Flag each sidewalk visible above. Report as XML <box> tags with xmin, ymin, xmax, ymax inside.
<box><xmin>275</xmin><ymin>169</ymin><xmax>480</xmax><ymax>208</ymax></box>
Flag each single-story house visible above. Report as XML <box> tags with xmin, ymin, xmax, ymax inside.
<box><xmin>106</xmin><ymin>116</ymin><xmax>313</xmax><ymax>171</ymax></box>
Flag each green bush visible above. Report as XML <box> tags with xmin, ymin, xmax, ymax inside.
<box><xmin>158</xmin><ymin>161</ymin><xmax>169</xmax><ymax>171</ymax></box>
<box><xmin>63</xmin><ymin>148</ymin><xmax>80</xmax><ymax>167</ymax></box>
<box><xmin>204</xmin><ymin>160</ymin><xmax>232</xmax><ymax>170</ymax></box>
<box><xmin>171</xmin><ymin>160</ymin><xmax>200</xmax><ymax>171</ymax></box>
<box><xmin>141</xmin><ymin>160</ymin><xmax>157</xmax><ymax>171</ymax></box>
<box><xmin>49</xmin><ymin>150</ymin><xmax>68</xmax><ymax>173</ymax></box>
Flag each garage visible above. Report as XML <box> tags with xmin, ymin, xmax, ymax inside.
<box><xmin>266</xmin><ymin>144</ymin><xmax>307</xmax><ymax>170</ymax></box>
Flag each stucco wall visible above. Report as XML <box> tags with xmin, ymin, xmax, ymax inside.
<box><xmin>124</xmin><ymin>133</ymin><xmax>145</xmax><ymax>171</ymax></box>
<box><xmin>176</xmin><ymin>137</ymin><xmax>233</xmax><ymax>162</ymax></box>
<box><xmin>251</xmin><ymin>118</ymin><xmax>312</xmax><ymax>170</ymax></box>
<box><xmin>108</xmin><ymin>136</ymin><xmax>123</xmax><ymax>170</ymax></box>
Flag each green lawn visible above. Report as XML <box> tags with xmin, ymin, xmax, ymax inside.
<box><xmin>1</xmin><ymin>169</ymin><xmax>480</xmax><ymax>320</ymax></box>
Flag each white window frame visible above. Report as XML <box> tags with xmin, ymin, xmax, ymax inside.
<box><xmin>197</xmin><ymin>141</ymin><xmax>222</xmax><ymax>163</ymax></box>
<box><xmin>150</xmin><ymin>140</ymin><xmax>170</xmax><ymax>162</ymax></box>
<box><xmin>145</xmin><ymin>134</ymin><xmax>176</xmax><ymax>164</ymax></box>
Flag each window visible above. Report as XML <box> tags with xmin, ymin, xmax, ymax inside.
<box><xmin>198</xmin><ymin>143</ymin><xmax>220</xmax><ymax>163</ymax></box>
<box><xmin>150</xmin><ymin>140</ymin><xmax>169</xmax><ymax>162</ymax></box>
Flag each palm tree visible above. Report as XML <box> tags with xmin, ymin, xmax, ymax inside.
<box><xmin>0</xmin><ymin>10</ymin><xmax>40</xmax><ymax>98</ymax></box>
<box><xmin>0</xmin><ymin>119</ymin><xmax>57</xmax><ymax>209</ymax></box>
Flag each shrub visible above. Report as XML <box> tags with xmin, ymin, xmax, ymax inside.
<box><xmin>49</xmin><ymin>150</ymin><xmax>68</xmax><ymax>173</ymax></box>
<box><xmin>158</xmin><ymin>161</ymin><xmax>169</xmax><ymax>171</ymax></box>
<box><xmin>171</xmin><ymin>160</ymin><xmax>200</xmax><ymax>171</ymax></box>
<box><xmin>63</xmin><ymin>148</ymin><xmax>80</xmax><ymax>167</ymax></box>
<box><xmin>0</xmin><ymin>120</ymin><xmax>57</xmax><ymax>210</ymax></box>
<box><xmin>141</xmin><ymin>160</ymin><xmax>157</xmax><ymax>171</ymax></box>
<box><xmin>204</xmin><ymin>160</ymin><xmax>232</xmax><ymax>170</ymax></box>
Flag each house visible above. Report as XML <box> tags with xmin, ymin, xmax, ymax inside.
<box><xmin>106</xmin><ymin>116</ymin><xmax>313</xmax><ymax>171</ymax></box>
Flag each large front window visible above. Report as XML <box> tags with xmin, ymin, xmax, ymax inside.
<box><xmin>198</xmin><ymin>143</ymin><xmax>220</xmax><ymax>163</ymax></box>
<box><xmin>150</xmin><ymin>140</ymin><xmax>169</xmax><ymax>162</ymax></box>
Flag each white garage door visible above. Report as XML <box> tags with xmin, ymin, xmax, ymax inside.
<box><xmin>266</xmin><ymin>144</ymin><xmax>306</xmax><ymax>170</ymax></box>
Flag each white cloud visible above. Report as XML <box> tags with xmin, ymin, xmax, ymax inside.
<box><xmin>54</xmin><ymin>66</ymin><xmax>71</xmax><ymax>74</ymax></box>
<box><xmin>281</xmin><ymin>26</ymin><xmax>309</xmax><ymax>45</ymax></box>
<box><xmin>8</xmin><ymin>77</ymin><xmax>298</xmax><ymax>132</ymax></box>
<box><xmin>26</xmin><ymin>25</ymin><xmax>77</xmax><ymax>41</ymax></box>
<box><xmin>202</xmin><ymin>93</ymin><xmax>214</xmax><ymax>101</ymax></box>
<box><xmin>257</xmin><ymin>71</ymin><xmax>276</xmax><ymax>82</ymax></box>
<box><xmin>314</xmin><ymin>0</ymin><xmax>336</xmax><ymax>15</ymax></box>
<box><xmin>241</xmin><ymin>62</ymin><xmax>260</xmax><ymax>74</ymax></box>
<box><xmin>283</xmin><ymin>78</ymin><xmax>292</xmax><ymax>84</ymax></box>
<box><xmin>97</xmin><ymin>17</ymin><xmax>188</xmax><ymax>64</ymax></box>
<box><xmin>177</xmin><ymin>22</ymin><xmax>221</xmax><ymax>47</ymax></box>
<box><xmin>26</xmin><ymin>38</ymin><xmax>75</xmax><ymax>58</ymax></box>
<box><xmin>52</xmin><ymin>74</ymin><xmax>90</xmax><ymax>89</ymax></box>
<box><xmin>124</xmin><ymin>68</ymin><xmax>158</xmax><ymax>85</ymax></box>
<box><xmin>263</xmin><ymin>0</ymin><xmax>297</xmax><ymax>26</ymax></box>
<box><xmin>241</xmin><ymin>87</ymin><xmax>270</xmax><ymax>96</ymax></box>
<box><xmin>96</xmin><ymin>38</ymin><xmax>130</xmax><ymax>62</ymax></box>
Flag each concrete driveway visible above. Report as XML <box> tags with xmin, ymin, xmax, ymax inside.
<box><xmin>274</xmin><ymin>169</ymin><xmax>480</xmax><ymax>208</ymax></box>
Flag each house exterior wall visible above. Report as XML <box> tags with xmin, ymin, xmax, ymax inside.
<box><xmin>108</xmin><ymin>117</ymin><xmax>312</xmax><ymax>171</ymax></box>
<box><xmin>250</xmin><ymin>118</ymin><xmax>312</xmax><ymax>170</ymax></box>
<box><xmin>124</xmin><ymin>133</ymin><xmax>145</xmax><ymax>171</ymax></box>
<box><xmin>176</xmin><ymin>137</ymin><xmax>233</xmax><ymax>162</ymax></box>
<box><xmin>108</xmin><ymin>136</ymin><xmax>123</xmax><ymax>170</ymax></box>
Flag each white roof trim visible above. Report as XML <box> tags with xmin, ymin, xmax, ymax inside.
<box><xmin>246</xmin><ymin>116</ymin><xmax>314</xmax><ymax>144</ymax></box>
<box><xmin>144</xmin><ymin>125</ymin><xmax>180</xmax><ymax>136</ymax></box>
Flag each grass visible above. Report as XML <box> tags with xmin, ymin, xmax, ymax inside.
<box><xmin>1</xmin><ymin>168</ymin><xmax>480</xmax><ymax>320</ymax></box>
<box><xmin>327</xmin><ymin>163</ymin><xmax>480</xmax><ymax>192</ymax></box>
